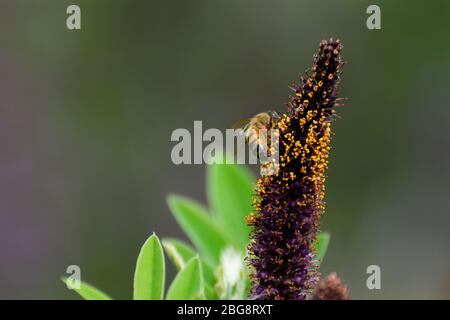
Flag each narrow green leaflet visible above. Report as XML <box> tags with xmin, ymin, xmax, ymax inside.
<box><xmin>167</xmin><ymin>195</ymin><xmax>233</xmax><ymax>264</ymax></box>
<box><xmin>133</xmin><ymin>233</ymin><xmax>165</xmax><ymax>300</ymax></box>
<box><xmin>162</xmin><ymin>238</ymin><xmax>216</xmax><ymax>295</ymax></box>
<box><xmin>166</xmin><ymin>257</ymin><xmax>205</xmax><ymax>300</ymax></box>
<box><xmin>204</xmin><ymin>284</ymin><xmax>216</xmax><ymax>300</ymax></box>
<box><xmin>207</xmin><ymin>161</ymin><xmax>255</xmax><ymax>249</ymax></box>
<box><xmin>162</xmin><ymin>238</ymin><xmax>197</xmax><ymax>269</ymax></box>
<box><xmin>61</xmin><ymin>278</ymin><xmax>112</xmax><ymax>300</ymax></box>
<box><xmin>314</xmin><ymin>232</ymin><xmax>331</xmax><ymax>262</ymax></box>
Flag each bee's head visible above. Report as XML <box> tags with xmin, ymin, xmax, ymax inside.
<box><xmin>267</xmin><ymin>111</ymin><xmax>282</xmax><ymax>118</ymax></box>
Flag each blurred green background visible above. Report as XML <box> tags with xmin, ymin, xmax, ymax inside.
<box><xmin>0</xmin><ymin>0</ymin><xmax>449</xmax><ymax>299</ymax></box>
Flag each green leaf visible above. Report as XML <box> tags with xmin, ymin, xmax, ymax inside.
<box><xmin>207</xmin><ymin>160</ymin><xmax>255</xmax><ymax>249</ymax></box>
<box><xmin>61</xmin><ymin>278</ymin><xmax>112</xmax><ymax>300</ymax></box>
<box><xmin>166</xmin><ymin>257</ymin><xmax>204</xmax><ymax>300</ymax></box>
<box><xmin>162</xmin><ymin>238</ymin><xmax>196</xmax><ymax>269</ymax></box>
<box><xmin>133</xmin><ymin>233</ymin><xmax>165</xmax><ymax>300</ymax></box>
<box><xmin>167</xmin><ymin>195</ymin><xmax>232</xmax><ymax>264</ymax></box>
<box><xmin>162</xmin><ymin>238</ymin><xmax>216</xmax><ymax>296</ymax></box>
<box><xmin>314</xmin><ymin>232</ymin><xmax>331</xmax><ymax>262</ymax></box>
<box><xmin>204</xmin><ymin>284</ymin><xmax>216</xmax><ymax>300</ymax></box>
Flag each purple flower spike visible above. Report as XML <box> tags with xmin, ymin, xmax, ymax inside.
<box><xmin>246</xmin><ymin>39</ymin><xmax>345</xmax><ymax>300</ymax></box>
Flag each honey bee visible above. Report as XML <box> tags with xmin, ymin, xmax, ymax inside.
<box><xmin>233</xmin><ymin>111</ymin><xmax>282</xmax><ymax>154</ymax></box>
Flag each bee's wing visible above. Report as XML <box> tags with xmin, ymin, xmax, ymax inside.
<box><xmin>229</xmin><ymin>117</ymin><xmax>253</xmax><ymax>162</ymax></box>
<box><xmin>231</xmin><ymin>117</ymin><xmax>252</xmax><ymax>131</ymax></box>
